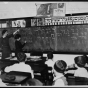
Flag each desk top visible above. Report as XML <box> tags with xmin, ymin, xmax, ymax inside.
<box><xmin>1</xmin><ymin>71</ymin><xmax>31</xmax><ymax>84</ymax></box>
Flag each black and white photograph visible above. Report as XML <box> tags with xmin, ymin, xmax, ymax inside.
<box><xmin>0</xmin><ymin>1</ymin><xmax>88</xmax><ymax>87</ymax></box>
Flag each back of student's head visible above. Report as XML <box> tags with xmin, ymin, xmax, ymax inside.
<box><xmin>54</xmin><ymin>60</ymin><xmax>67</xmax><ymax>74</ymax></box>
<box><xmin>47</xmin><ymin>52</ymin><xmax>53</xmax><ymax>59</ymax></box>
<box><xmin>15</xmin><ymin>34</ymin><xmax>21</xmax><ymax>40</ymax></box>
<box><xmin>17</xmin><ymin>52</ymin><xmax>26</xmax><ymax>62</ymax></box>
<box><xmin>74</xmin><ymin>56</ymin><xmax>86</xmax><ymax>68</ymax></box>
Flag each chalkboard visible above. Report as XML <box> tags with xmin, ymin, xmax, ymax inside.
<box><xmin>56</xmin><ymin>24</ymin><xmax>88</xmax><ymax>53</ymax></box>
<box><xmin>0</xmin><ymin>26</ymin><xmax>56</xmax><ymax>52</ymax></box>
<box><xmin>20</xmin><ymin>26</ymin><xmax>56</xmax><ymax>51</ymax></box>
<box><xmin>1</xmin><ymin>24</ymin><xmax>88</xmax><ymax>53</ymax></box>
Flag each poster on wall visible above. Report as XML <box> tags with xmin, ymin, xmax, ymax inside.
<box><xmin>36</xmin><ymin>3</ymin><xmax>66</xmax><ymax>17</ymax></box>
<box><xmin>53</xmin><ymin>3</ymin><xmax>66</xmax><ymax>16</ymax></box>
<box><xmin>36</xmin><ymin>3</ymin><xmax>51</xmax><ymax>17</ymax></box>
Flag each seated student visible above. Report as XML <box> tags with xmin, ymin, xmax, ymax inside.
<box><xmin>44</xmin><ymin>52</ymin><xmax>54</xmax><ymax>85</ymax></box>
<box><xmin>65</xmin><ymin>56</ymin><xmax>88</xmax><ymax>78</ymax></box>
<box><xmin>67</xmin><ymin>55</ymin><xmax>88</xmax><ymax>69</ymax></box>
<box><xmin>4</xmin><ymin>52</ymin><xmax>34</xmax><ymax>78</ymax></box>
<box><xmin>52</xmin><ymin>60</ymin><xmax>68</xmax><ymax>87</ymax></box>
<box><xmin>22</xmin><ymin>78</ymin><xmax>44</xmax><ymax>86</ymax></box>
<box><xmin>45</xmin><ymin>52</ymin><xmax>54</xmax><ymax>68</ymax></box>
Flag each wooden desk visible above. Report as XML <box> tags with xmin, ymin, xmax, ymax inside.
<box><xmin>0</xmin><ymin>57</ymin><xmax>47</xmax><ymax>73</ymax></box>
<box><xmin>25</xmin><ymin>61</ymin><xmax>47</xmax><ymax>73</ymax></box>
<box><xmin>66</xmin><ymin>76</ymin><xmax>88</xmax><ymax>85</ymax></box>
<box><xmin>25</xmin><ymin>57</ymin><xmax>47</xmax><ymax>72</ymax></box>
<box><xmin>1</xmin><ymin>71</ymin><xmax>31</xmax><ymax>84</ymax></box>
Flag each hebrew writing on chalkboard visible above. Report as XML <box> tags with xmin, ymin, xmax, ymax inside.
<box><xmin>0</xmin><ymin>24</ymin><xmax>88</xmax><ymax>53</ymax></box>
<box><xmin>56</xmin><ymin>25</ymin><xmax>88</xmax><ymax>53</ymax></box>
<box><xmin>19</xmin><ymin>26</ymin><xmax>56</xmax><ymax>51</ymax></box>
<box><xmin>0</xmin><ymin>15</ymin><xmax>88</xmax><ymax>53</ymax></box>
<box><xmin>0</xmin><ymin>26</ymin><xmax>55</xmax><ymax>52</ymax></box>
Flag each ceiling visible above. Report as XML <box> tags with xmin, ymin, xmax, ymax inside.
<box><xmin>0</xmin><ymin>2</ymin><xmax>88</xmax><ymax>19</ymax></box>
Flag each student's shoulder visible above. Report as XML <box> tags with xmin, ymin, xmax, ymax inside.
<box><xmin>54</xmin><ymin>78</ymin><xmax>65</xmax><ymax>86</ymax></box>
<box><xmin>24</xmin><ymin>63</ymin><xmax>32</xmax><ymax>67</ymax></box>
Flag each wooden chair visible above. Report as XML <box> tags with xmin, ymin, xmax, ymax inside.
<box><xmin>67</xmin><ymin>76</ymin><xmax>88</xmax><ymax>85</ymax></box>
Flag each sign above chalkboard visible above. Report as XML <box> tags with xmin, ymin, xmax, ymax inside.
<box><xmin>45</xmin><ymin>15</ymin><xmax>88</xmax><ymax>26</ymax></box>
<box><xmin>0</xmin><ymin>21</ymin><xmax>8</xmax><ymax>28</ymax></box>
<box><xmin>31</xmin><ymin>18</ymin><xmax>45</xmax><ymax>26</ymax></box>
<box><xmin>12</xmin><ymin>19</ymin><xmax>26</xmax><ymax>27</ymax></box>
<box><xmin>0</xmin><ymin>15</ymin><xmax>88</xmax><ymax>28</ymax></box>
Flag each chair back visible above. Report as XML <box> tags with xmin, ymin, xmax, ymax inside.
<box><xmin>67</xmin><ymin>76</ymin><xmax>88</xmax><ymax>85</ymax></box>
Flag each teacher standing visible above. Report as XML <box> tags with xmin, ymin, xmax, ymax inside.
<box><xmin>1</xmin><ymin>29</ymin><xmax>19</xmax><ymax>60</ymax></box>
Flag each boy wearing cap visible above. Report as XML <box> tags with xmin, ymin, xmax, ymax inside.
<box><xmin>74</xmin><ymin>56</ymin><xmax>88</xmax><ymax>77</ymax></box>
<box><xmin>52</xmin><ymin>60</ymin><xmax>68</xmax><ymax>86</ymax></box>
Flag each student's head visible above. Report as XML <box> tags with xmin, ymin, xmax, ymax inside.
<box><xmin>17</xmin><ymin>52</ymin><xmax>27</xmax><ymax>62</ymax></box>
<box><xmin>15</xmin><ymin>34</ymin><xmax>21</xmax><ymax>41</ymax></box>
<box><xmin>74</xmin><ymin>56</ymin><xmax>86</xmax><ymax>68</ymax></box>
<box><xmin>2</xmin><ymin>30</ymin><xmax>8</xmax><ymax>37</ymax></box>
<box><xmin>47</xmin><ymin>52</ymin><xmax>53</xmax><ymax>60</ymax></box>
<box><xmin>53</xmin><ymin>60</ymin><xmax>67</xmax><ymax>76</ymax></box>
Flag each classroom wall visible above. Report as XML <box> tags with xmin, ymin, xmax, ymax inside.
<box><xmin>0</xmin><ymin>2</ymin><xmax>88</xmax><ymax>66</ymax></box>
<box><xmin>0</xmin><ymin>2</ymin><xmax>88</xmax><ymax>19</ymax></box>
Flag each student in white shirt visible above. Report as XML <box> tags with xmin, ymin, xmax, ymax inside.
<box><xmin>52</xmin><ymin>60</ymin><xmax>68</xmax><ymax>87</ymax></box>
<box><xmin>4</xmin><ymin>52</ymin><xmax>34</xmax><ymax>78</ymax></box>
<box><xmin>45</xmin><ymin>52</ymin><xmax>54</xmax><ymax>68</ymax></box>
<box><xmin>74</xmin><ymin>56</ymin><xmax>88</xmax><ymax>77</ymax></box>
<box><xmin>65</xmin><ymin>56</ymin><xmax>88</xmax><ymax>78</ymax></box>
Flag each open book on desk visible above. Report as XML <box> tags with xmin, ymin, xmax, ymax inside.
<box><xmin>27</xmin><ymin>56</ymin><xmax>42</xmax><ymax>61</ymax></box>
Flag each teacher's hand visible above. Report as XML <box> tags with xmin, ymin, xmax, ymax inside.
<box><xmin>25</xmin><ymin>41</ymin><xmax>27</xmax><ymax>43</ymax></box>
<box><xmin>13</xmin><ymin>29</ymin><xmax>20</xmax><ymax>35</ymax></box>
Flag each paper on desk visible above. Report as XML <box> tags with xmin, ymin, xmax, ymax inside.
<box><xmin>29</xmin><ymin>56</ymin><xmax>41</xmax><ymax>59</ymax></box>
<box><xmin>10</xmin><ymin>57</ymin><xmax>17</xmax><ymax>60</ymax></box>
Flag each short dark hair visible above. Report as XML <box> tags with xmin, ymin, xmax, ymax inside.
<box><xmin>74</xmin><ymin>56</ymin><xmax>86</xmax><ymax>67</ymax></box>
<box><xmin>2</xmin><ymin>30</ymin><xmax>7</xmax><ymax>35</ymax></box>
<box><xmin>54</xmin><ymin>60</ymin><xmax>67</xmax><ymax>73</ymax></box>
<box><xmin>15</xmin><ymin>34</ymin><xmax>21</xmax><ymax>39</ymax></box>
<box><xmin>47</xmin><ymin>52</ymin><xmax>53</xmax><ymax>59</ymax></box>
<box><xmin>17</xmin><ymin>52</ymin><xmax>26</xmax><ymax>62</ymax></box>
